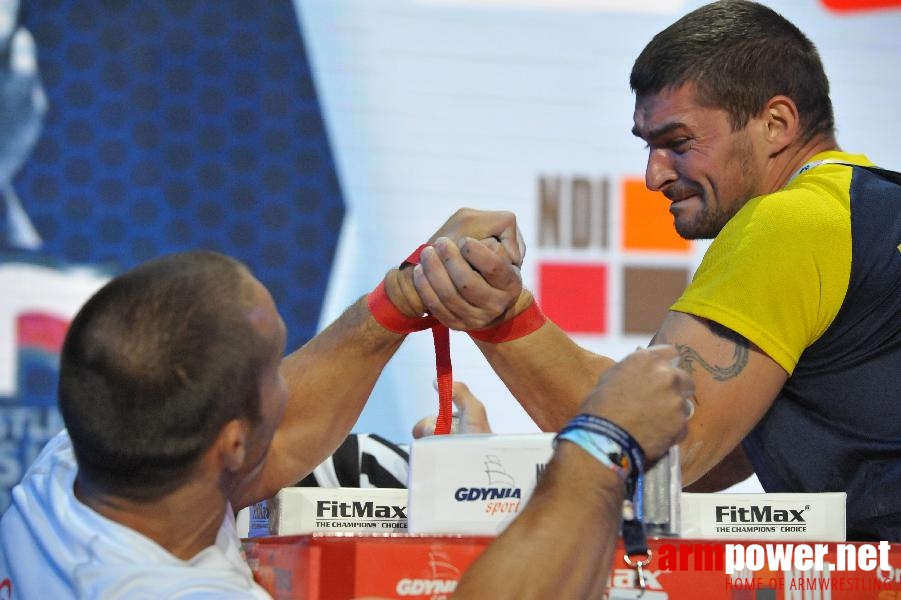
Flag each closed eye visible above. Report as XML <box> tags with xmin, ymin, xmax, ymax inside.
<box><xmin>666</xmin><ymin>137</ymin><xmax>692</xmax><ymax>153</ymax></box>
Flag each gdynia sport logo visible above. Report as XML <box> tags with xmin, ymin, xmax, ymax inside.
<box><xmin>453</xmin><ymin>454</ymin><xmax>523</xmax><ymax>517</ymax></box>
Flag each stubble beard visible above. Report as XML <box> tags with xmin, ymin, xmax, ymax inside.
<box><xmin>673</xmin><ymin>197</ymin><xmax>739</xmax><ymax>240</ymax></box>
<box><xmin>674</xmin><ymin>136</ymin><xmax>759</xmax><ymax>240</ymax></box>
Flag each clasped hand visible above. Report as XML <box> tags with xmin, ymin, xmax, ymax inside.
<box><xmin>413</xmin><ymin>208</ymin><xmax>527</xmax><ymax>331</ymax></box>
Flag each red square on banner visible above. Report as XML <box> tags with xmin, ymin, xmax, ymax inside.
<box><xmin>821</xmin><ymin>0</ymin><xmax>901</xmax><ymax>10</ymax></box>
<box><xmin>18</xmin><ymin>313</ymin><xmax>69</xmax><ymax>353</ymax></box>
<box><xmin>537</xmin><ymin>262</ymin><xmax>607</xmax><ymax>334</ymax></box>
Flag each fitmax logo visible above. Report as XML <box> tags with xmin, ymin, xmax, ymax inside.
<box><xmin>316</xmin><ymin>500</ymin><xmax>406</xmax><ymax>519</ymax></box>
<box><xmin>716</xmin><ymin>505</ymin><xmax>808</xmax><ymax>524</ymax></box>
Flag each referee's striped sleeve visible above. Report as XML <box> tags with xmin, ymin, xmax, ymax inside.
<box><xmin>294</xmin><ymin>433</ymin><xmax>410</xmax><ymax>488</ymax></box>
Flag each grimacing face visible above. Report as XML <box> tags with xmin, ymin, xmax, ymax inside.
<box><xmin>632</xmin><ymin>84</ymin><xmax>766</xmax><ymax>240</ymax></box>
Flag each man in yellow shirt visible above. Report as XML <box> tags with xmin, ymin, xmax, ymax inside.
<box><xmin>412</xmin><ymin>0</ymin><xmax>901</xmax><ymax>541</ymax></box>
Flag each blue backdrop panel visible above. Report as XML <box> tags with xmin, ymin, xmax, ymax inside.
<box><xmin>18</xmin><ymin>0</ymin><xmax>344</xmax><ymax>350</ymax></box>
<box><xmin>1</xmin><ymin>0</ymin><xmax>344</xmax><ymax>512</ymax></box>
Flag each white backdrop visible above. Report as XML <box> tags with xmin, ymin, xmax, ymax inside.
<box><xmin>294</xmin><ymin>0</ymin><xmax>901</xmax><ymax>491</ymax></box>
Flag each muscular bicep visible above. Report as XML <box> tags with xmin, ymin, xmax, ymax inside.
<box><xmin>652</xmin><ymin>311</ymin><xmax>787</xmax><ymax>486</ymax></box>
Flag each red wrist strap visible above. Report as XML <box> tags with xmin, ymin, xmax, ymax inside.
<box><xmin>401</xmin><ymin>243</ymin><xmax>429</xmax><ymax>268</ymax></box>
<box><xmin>367</xmin><ymin>244</ymin><xmax>455</xmax><ymax>435</ymax></box>
<box><xmin>366</xmin><ymin>280</ymin><xmax>437</xmax><ymax>334</ymax></box>
<box><xmin>468</xmin><ymin>298</ymin><xmax>546</xmax><ymax>343</ymax></box>
<box><xmin>367</xmin><ymin>243</ymin><xmax>437</xmax><ymax>333</ymax></box>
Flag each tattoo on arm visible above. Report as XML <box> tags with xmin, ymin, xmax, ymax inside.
<box><xmin>677</xmin><ymin>342</ymin><xmax>748</xmax><ymax>381</ymax></box>
<box><xmin>652</xmin><ymin>321</ymin><xmax>749</xmax><ymax>382</ymax></box>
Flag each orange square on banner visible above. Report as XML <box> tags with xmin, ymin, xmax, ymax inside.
<box><xmin>621</xmin><ymin>177</ymin><xmax>691</xmax><ymax>252</ymax></box>
<box><xmin>538</xmin><ymin>262</ymin><xmax>607</xmax><ymax>334</ymax></box>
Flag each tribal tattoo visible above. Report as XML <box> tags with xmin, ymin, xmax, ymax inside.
<box><xmin>653</xmin><ymin>321</ymin><xmax>749</xmax><ymax>382</ymax></box>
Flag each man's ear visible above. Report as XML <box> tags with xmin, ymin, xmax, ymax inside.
<box><xmin>215</xmin><ymin>419</ymin><xmax>249</xmax><ymax>473</ymax></box>
<box><xmin>761</xmin><ymin>95</ymin><xmax>801</xmax><ymax>156</ymax></box>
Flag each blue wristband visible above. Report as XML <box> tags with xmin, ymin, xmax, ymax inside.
<box><xmin>555</xmin><ymin>413</ymin><xmax>646</xmax><ymax>500</ymax></box>
<box><xmin>556</xmin><ymin>413</ymin><xmax>651</xmax><ymax>566</ymax></box>
<box><xmin>554</xmin><ymin>428</ymin><xmax>631</xmax><ymax>482</ymax></box>
<box><xmin>559</xmin><ymin>414</ymin><xmax>645</xmax><ymax>468</ymax></box>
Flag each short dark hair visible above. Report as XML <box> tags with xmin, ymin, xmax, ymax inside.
<box><xmin>58</xmin><ymin>250</ymin><xmax>272</xmax><ymax>501</ymax></box>
<box><xmin>630</xmin><ymin>0</ymin><xmax>834</xmax><ymax>141</ymax></box>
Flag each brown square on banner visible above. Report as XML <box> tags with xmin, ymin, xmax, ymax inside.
<box><xmin>623</xmin><ymin>266</ymin><xmax>690</xmax><ymax>335</ymax></box>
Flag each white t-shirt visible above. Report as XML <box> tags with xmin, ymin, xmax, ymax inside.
<box><xmin>0</xmin><ymin>431</ymin><xmax>272</xmax><ymax>599</ymax></box>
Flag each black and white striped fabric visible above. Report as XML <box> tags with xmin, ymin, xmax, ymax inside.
<box><xmin>295</xmin><ymin>434</ymin><xmax>410</xmax><ymax>488</ymax></box>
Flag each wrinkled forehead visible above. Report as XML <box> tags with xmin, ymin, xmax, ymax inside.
<box><xmin>631</xmin><ymin>84</ymin><xmax>709</xmax><ymax>139</ymax></box>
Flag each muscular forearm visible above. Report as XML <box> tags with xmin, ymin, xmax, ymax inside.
<box><xmin>472</xmin><ymin>317</ymin><xmax>614</xmax><ymax>431</ymax></box>
<box><xmin>246</xmin><ymin>296</ymin><xmax>406</xmax><ymax>504</ymax></box>
<box><xmin>453</xmin><ymin>345</ymin><xmax>691</xmax><ymax>599</ymax></box>
<box><xmin>453</xmin><ymin>443</ymin><xmax>625</xmax><ymax>599</ymax></box>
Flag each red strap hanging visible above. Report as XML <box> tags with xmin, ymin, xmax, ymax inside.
<box><xmin>402</xmin><ymin>244</ymin><xmax>453</xmax><ymax>435</ymax></box>
<box><xmin>431</xmin><ymin>324</ymin><xmax>454</xmax><ymax>435</ymax></box>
